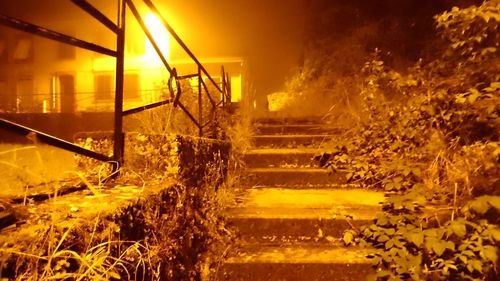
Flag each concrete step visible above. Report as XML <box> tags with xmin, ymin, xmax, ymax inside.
<box><xmin>255</xmin><ymin>124</ymin><xmax>343</xmax><ymax>135</ymax></box>
<box><xmin>246</xmin><ymin>168</ymin><xmax>346</xmax><ymax>187</ymax></box>
<box><xmin>219</xmin><ymin>245</ymin><xmax>373</xmax><ymax>281</ymax></box>
<box><xmin>252</xmin><ymin>134</ymin><xmax>333</xmax><ymax>148</ymax></box>
<box><xmin>226</xmin><ymin>188</ymin><xmax>384</xmax><ymax>243</ymax></box>
<box><xmin>255</xmin><ymin>116</ymin><xmax>327</xmax><ymax>125</ymax></box>
<box><xmin>244</xmin><ymin>148</ymin><xmax>319</xmax><ymax>168</ymax></box>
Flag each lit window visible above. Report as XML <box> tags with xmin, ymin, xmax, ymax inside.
<box><xmin>0</xmin><ymin>76</ymin><xmax>10</xmax><ymax>111</ymax></box>
<box><xmin>94</xmin><ymin>73</ymin><xmax>114</xmax><ymax>100</ymax></box>
<box><xmin>124</xmin><ymin>73</ymin><xmax>140</xmax><ymax>99</ymax></box>
<box><xmin>16</xmin><ymin>75</ymin><xmax>34</xmax><ymax>112</ymax></box>
<box><xmin>13</xmin><ymin>37</ymin><xmax>33</xmax><ymax>62</ymax></box>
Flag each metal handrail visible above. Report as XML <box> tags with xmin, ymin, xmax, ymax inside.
<box><xmin>142</xmin><ymin>0</ymin><xmax>224</xmax><ymax>94</ymax></box>
<box><xmin>0</xmin><ymin>0</ymin><xmax>232</xmax><ymax>172</ymax></box>
<box><xmin>128</xmin><ymin>0</ymin><xmax>232</xmax><ymax>136</ymax></box>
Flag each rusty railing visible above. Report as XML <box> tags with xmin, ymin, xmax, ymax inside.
<box><xmin>0</xmin><ymin>0</ymin><xmax>232</xmax><ymax>172</ymax></box>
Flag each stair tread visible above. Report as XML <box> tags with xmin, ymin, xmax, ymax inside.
<box><xmin>246</xmin><ymin>148</ymin><xmax>321</xmax><ymax>154</ymax></box>
<box><xmin>227</xmin><ymin>188</ymin><xmax>383</xmax><ymax>219</ymax></box>
<box><xmin>222</xmin><ymin>120</ymin><xmax>374</xmax><ymax>280</ymax></box>
<box><xmin>253</xmin><ymin>134</ymin><xmax>333</xmax><ymax>138</ymax></box>
<box><xmin>233</xmin><ymin>188</ymin><xmax>384</xmax><ymax>208</ymax></box>
<box><xmin>249</xmin><ymin>167</ymin><xmax>329</xmax><ymax>173</ymax></box>
<box><xmin>226</xmin><ymin>207</ymin><xmax>378</xmax><ymax>220</ymax></box>
<box><xmin>226</xmin><ymin>245</ymin><xmax>372</xmax><ymax>264</ymax></box>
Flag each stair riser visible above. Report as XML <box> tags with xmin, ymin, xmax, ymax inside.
<box><xmin>246</xmin><ymin>171</ymin><xmax>346</xmax><ymax>186</ymax></box>
<box><xmin>253</xmin><ymin>136</ymin><xmax>332</xmax><ymax>148</ymax></box>
<box><xmin>228</xmin><ymin>218</ymin><xmax>372</xmax><ymax>243</ymax></box>
<box><xmin>219</xmin><ymin>263</ymin><xmax>372</xmax><ymax>281</ymax></box>
<box><xmin>255</xmin><ymin>117</ymin><xmax>325</xmax><ymax>124</ymax></box>
<box><xmin>256</xmin><ymin>126</ymin><xmax>341</xmax><ymax>135</ymax></box>
<box><xmin>244</xmin><ymin>153</ymin><xmax>316</xmax><ymax>168</ymax></box>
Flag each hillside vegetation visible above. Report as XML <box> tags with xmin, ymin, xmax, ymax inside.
<box><xmin>305</xmin><ymin>1</ymin><xmax>499</xmax><ymax>280</ymax></box>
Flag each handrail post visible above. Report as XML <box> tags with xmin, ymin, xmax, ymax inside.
<box><xmin>113</xmin><ymin>0</ymin><xmax>126</xmax><ymax>172</ymax></box>
<box><xmin>226</xmin><ymin>72</ymin><xmax>231</xmax><ymax>104</ymax></box>
<box><xmin>221</xmin><ymin>66</ymin><xmax>226</xmax><ymax>106</ymax></box>
<box><xmin>198</xmin><ymin>66</ymin><xmax>203</xmax><ymax>137</ymax></box>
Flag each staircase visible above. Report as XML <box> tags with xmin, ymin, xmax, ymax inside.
<box><xmin>219</xmin><ymin>118</ymin><xmax>384</xmax><ymax>281</ymax></box>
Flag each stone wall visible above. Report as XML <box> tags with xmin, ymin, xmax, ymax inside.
<box><xmin>0</xmin><ymin>133</ymin><xmax>231</xmax><ymax>280</ymax></box>
<box><xmin>78</xmin><ymin>133</ymin><xmax>230</xmax><ymax>185</ymax></box>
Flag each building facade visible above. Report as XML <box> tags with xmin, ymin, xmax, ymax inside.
<box><xmin>0</xmin><ymin>2</ymin><xmax>244</xmax><ymax>115</ymax></box>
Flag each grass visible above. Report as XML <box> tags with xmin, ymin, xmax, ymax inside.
<box><xmin>0</xmin><ymin>143</ymin><xmax>76</xmax><ymax>198</ymax></box>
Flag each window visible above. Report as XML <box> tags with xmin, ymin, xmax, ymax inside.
<box><xmin>0</xmin><ymin>76</ymin><xmax>10</xmax><ymax>111</ymax></box>
<box><xmin>0</xmin><ymin>36</ymin><xmax>7</xmax><ymax>63</ymax></box>
<box><xmin>94</xmin><ymin>73</ymin><xmax>113</xmax><ymax>101</ymax></box>
<box><xmin>124</xmin><ymin>73</ymin><xmax>140</xmax><ymax>99</ymax></box>
<box><xmin>13</xmin><ymin>37</ymin><xmax>33</xmax><ymax>62</ymax></box>
<box><xmin>16</xmin><ymin>75</ymin><xmax>34</xmax><ymax>112</ymax></box>
<box><xmin>57</xmin><ymin>43</ymin><xmax>76</xmax><ymax>60</ymax></box>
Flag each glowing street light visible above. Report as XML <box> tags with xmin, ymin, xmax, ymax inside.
<box><xmin>144</xmin><ymin>12</ymin><xmax>170</xmax><ymax>64</ymax></box>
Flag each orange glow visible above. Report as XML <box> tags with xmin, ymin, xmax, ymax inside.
<box><xmin>144</xmin><ymin>13</ymin><xmax>170</xmax><ymax>64</ymax></box>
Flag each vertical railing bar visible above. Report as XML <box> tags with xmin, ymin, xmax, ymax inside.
<box><xmin>226</xmin><ymin>72</ymin><xmax>231</xmax><ymax>104</ymax></box>
<box><xmin>113</xmin><ymin>0</ymin><xmax>126</xmax><ymax>172</ymax></box>
<box><xmin>221</xmin><ymin>66</ymin><xmax>227</xmax><ymax>106</ymax></box>
<box><xmin>198</xmin><ymin>66</ymin><xmax>203</xmax><ymax>137</ymax></box>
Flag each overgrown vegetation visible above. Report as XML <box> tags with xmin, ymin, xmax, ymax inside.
<box><xmin>1</xmin><ymin>76</ymin><xmax>238</xmax><ymax>280</ymax></box>
<box><xmin>312</xmin><ymin>1</ymin><xmax>499</xmax><ymax>280</ymax></box>
<box><xmin>1</xmin><ymin>135</ymin><xmax>234</xmax><ymax>280</ymax></box>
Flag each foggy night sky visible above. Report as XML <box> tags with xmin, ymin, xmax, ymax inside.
<box><xmin>160</xmin><ymin>0</ymin><xmax>306</xmax><ymax>97</ymax></box>
<box><xmin>0</xmin><ymin>0</ymin><xmax>475</xmax><ymax>98</ymax></box>
<box><xmin>0</xmin><ymin>0</ymin><xmax>306</xmax><ymax>97</ymax></box>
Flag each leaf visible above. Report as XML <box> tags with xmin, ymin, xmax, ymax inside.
<box><xmin>407</xmin><ymin>232</ymin><xmax>424</xmax><ymax>247</ymax></box>
<box><xmin>426</xmin><ymin>238</ymin><xmax>447</xmax><ymax>256</ymax></box>
<box><xmin>470</xmin><ymin>259</ymin><xmax>483</xmax><ymax>273</ymax></box>
<box><xmin>488</xmin><ymin>196</ymin><xmax>500</xmax><ymax>210</ymax></box>
<box><xmin>385</xmin><ymin>239</ymin><xmax>394</xmax><ymax>249</ymax></box>
<box><xmin>108</xmin><ymin>270</ymin><xmax>121</xmax><ymax>280</ymax></box>
<box><xmin>376</xmin><ymin>214</ymin><xmax>389</xmax><ymax>226</ymax></box>
<box><xmin>491</xmin><ymin>228</ymin><xmax>500</xmax><ymax>242</ymax></box>
<box><xmin>469</xmin><ymin>198</ymin><xmax>490</xmax><ymax>215</ymax></box>
<box><xmin>450</xmin><ymin>220</ymin><xmax>467</xmax><ymax>238</ymax></box>
<box><xmin>458</xmin><ymin>254</ymin><xmax>468</xmax><ymax>264</ymax></box>
<box><xmin>343</xmin><ymin>231</ymin><xmax>354</xmax><ymax>246</ymax></box>
<box><xmin>433</xmin><ymin>242</ymin><xmax>447</xmax><ymax>256</ymax></box>
<box><xmin>481</xmin><ymin>47</ymin><xmax>497</xmax><ymax>55</ymax></box>
<box><xmin>376</xmin><ymin>270</ymin><xmax>392</xmax><ymax>278</ymax></box>
<box><xmin>483</xmin><ymin>245</ymin><xmax>498</xmax><ymax>263</ymax></box>
<box><xmin>468</xmin><ymin>88</ymin><xmax>482</xmax><ymax>103</ymax></box>
<box><xmin>445</xmin><ymin>240</ymin><xmax>455</xmax><ymax>251</ymax></box>
<box><xmin>411</xmin><ymin>168</ymin><xmax>421</xmax><ymax>177</ymax></box>
<box><xmin>378</xmin><ymin>235</ymin><xmax>390</xmax><ymax>243</ymax></box>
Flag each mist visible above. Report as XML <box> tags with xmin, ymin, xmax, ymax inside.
<box><xmin>157</xmin><ymin>0</ymin><xmax>306</xmax><ymax>97</ymax></box>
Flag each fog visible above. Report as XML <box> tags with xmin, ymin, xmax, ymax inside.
<box><xmin>0</xmin><ymin>0</ymin><xmax>476</xmax><ymax>102</ymax></box>
<box><xmin>156</xmin><ymin>0</ymin><xmax>306</xmax><ymax>97</ymax></box>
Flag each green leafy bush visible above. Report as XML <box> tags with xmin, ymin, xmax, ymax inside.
<box><xmin>315</xmin><ymin>1</ymin><xmax>499</xmax><ymax>280</ymax></box>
